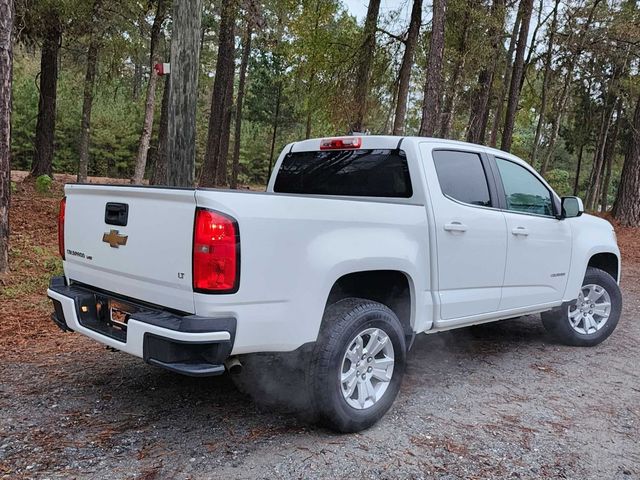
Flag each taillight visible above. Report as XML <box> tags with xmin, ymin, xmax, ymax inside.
<box><xmin>320</xmin><ymin>136</ymin><xmax>362</xmax><ymax>150</ymax></box>
<box><xmin>192</xmin><ymin>208</ymin><xmax>240</xmax><ymax>293</ymax></box>
<box><xmin>58</xmin><ymin>197</ymin><xmax>66</xmax><ymax>259</ymax></box>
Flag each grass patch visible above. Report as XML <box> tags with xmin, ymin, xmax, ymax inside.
<box><xmin>1</xmin><ymin>274</ymin><xmax>52</xmax><ymax>300</ymax></box>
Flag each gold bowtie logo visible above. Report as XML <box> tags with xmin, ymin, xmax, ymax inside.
<box><xmin>102</xmin><ymin>229</ymin><xmax>128</xmax><ymax>248</ymax></box>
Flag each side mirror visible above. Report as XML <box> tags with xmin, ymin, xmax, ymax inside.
<box><xmin>561</xmin><ymin>196</ymin><xmax>584</xmax><ymax>219</ymax></box>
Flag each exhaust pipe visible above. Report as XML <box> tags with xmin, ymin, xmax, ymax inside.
<box><xmin>225</xmin><ymin>356</ymin><xmax>243</xmax><ymax>375</ymax></box>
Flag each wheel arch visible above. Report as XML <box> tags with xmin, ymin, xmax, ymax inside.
<box><xmin>588</xmin><ymin>252</ymin><xmax>620</xmax><ymax>283</ymax></box>
<box><xmin>564</xmin><ymin>245</ymin><xmax>620</xmax><ymax>303</ymax></box>
<box><xmin>323</xmin><ymin>270</ymin><xmax>415</xmax><ymax>338</ymax></box>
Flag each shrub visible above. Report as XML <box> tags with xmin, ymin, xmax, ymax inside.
<box><xmin>35</xmin><ymin>174</ymin><xmax>53</xmax><ymax>194</ymax></box>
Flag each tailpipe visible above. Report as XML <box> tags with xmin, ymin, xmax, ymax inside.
<box><xmin>224</xmin><ymin>356</ymin><xmax>243</xmax><ymax>375</ymax></box>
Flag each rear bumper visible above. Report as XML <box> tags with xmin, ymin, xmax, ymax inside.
<box><xmin>47</xmin><ymin>276</ymin><xmax>236</xmax><ymax>377</ymax></box>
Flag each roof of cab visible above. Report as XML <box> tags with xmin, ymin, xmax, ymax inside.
<box><xmin>289</xmin><ymin>135</ymin><xmax>527</xmax><ymax>167</ymax></box>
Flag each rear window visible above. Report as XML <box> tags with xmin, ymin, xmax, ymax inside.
<box><xmin>273</xmin><ymin>149</ymin><xmax>413</xmax><ymax>198</ymax></box>
<box><xmin>433</xmin><ymin>150</ymin><xmax>492</xmax><ymax>207</ymax></box>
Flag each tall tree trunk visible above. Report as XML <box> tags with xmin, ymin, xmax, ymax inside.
<box><xmin>77</xmin><ymin>0</ymin><xmax>101</xmax><ymax>183</ymax></box>
<box><xmin>305</xmin><ymin>0</ymin><xmax>321</xmax><ymax>139</ymax></box>
<box><xmin>230</xmin><ymin>21</ymin><xmax>252</xmax><ymax>189</ymax></box>
<box><xmin>267</xmin><ymin>82</ymin><xmax>282</xmax><ymax>181</ymax></box>
<box><xmin>586</xmin><ymin>105</ymin><xmax>615</xmax><ymax>210</ymax></box>
<box><xmin>439</xmin><ymin>3</ymin><xmax>472</xmax><ymax>139</ymax></box>
<box><xmin>600</xmin><ymin>102</ymin><xmax>622</xmax><ymax>212</ymax></box>
<box><xmin>585</xmin><ymin>114</ymin><xmax>606</xmax><ymax>209</ymax></box>
<box><xmin>31</xmin><ymin>17</ymin><xmax>61</xmax><ymax>178</ymax></box>
<box><xmin>0</xmin><ymin>0</ymin><xmax>13</xmax><ymax>274</ymax></box>
<box><xmin>500</xmin><ymin>0</ymin><xmax>534</xmax><ymax>152</ymax></box>
<box><xmin>133</xmin><ymin>62</ymin><xmax>142</xmax><ymax>100</ymax></box>
<box><xmin>392</xmin><ymin>0</ymin><xmax>422</xmax><ymax>136</ymax></box>
<box><xmin>150</xmin><ymin>75</ymin><xmax>169</xmax><ymax>185</ymax></box>
<box><xmin>215</xmin><ymin>58</ymin><xmax>234</xmax><ymax>186</ymax></box>
<box><xmin>519</xmin><ymin>0</ymin><xmax>545</xmax><ymax>93</ymax></box>
<box><xmin>305</xmin><ymin>79</ymin><xmax>314</xmax><ymax>139</ymax></box>
<box><xmin>489</xmin><ymin>5</ymin><xmax>521</xmax><ymax>147</ymax></box>
<box><xmin>419</xmin><ymin>0</ymin><xmax>447</xmax><ymax>137</ymax></box>
<box><xmin>467</xmin><ymin>0</ymin><xmax>505</xmax><ymax>144</ymax></box>
<box><xmin>612</xmin><ymin>96</ymin><xmax>640</xmax><ymax>226</ymax></box>
<box><xmin>586</xmin><ymin>50</ymin><xmax>627</xmax><ymax>210</ymax></box>
<box><xmin>573</xmin><ymin>143</ymin><xmax>584</xmax><ymax>196</ymax></box>
<box><xmin>200</xmin><ymin>0</ymin><xmax>237</xmax><ymax>187</ymax></box>
<box><xmin>538</xmin><ymin>81</ymin><xmax>566</xmax><ymax>176</ymax></box>
<box><xmin>350</xmin><ymin>0</ymin><xmax>381</xmax><ymax>133</ymax></box>
<box><xmin>597</xmin><ymin>48</ymin><xmax>631</xmax><ymax>210</ymax></box>
<box><xmin>383</xmin><ymin>78</ymin><xmax>399</xmax><ymax>134</ymax></box>
<box><xmin>131</xmin><ymin>0</ymin><xmax>167</xmax><ymax>184</ymax></box>
<box><xmin>132</xmin><ymin>11</ymin><xmax>145</xmax><ymax>100</ymax></box>
<box><xmin>530</xmin><ymin>0</ymin><xmax>558</xmax><ymax>168</ymax></box>
<box><xmin>539</xmin><ymin>0</ymin><xmax>601</xmax><ymax>175</ymax></box>
<box><xmin>166</xmin><ymin>0</ymin><xmax>203</xmax><ymax>187</ymax></box>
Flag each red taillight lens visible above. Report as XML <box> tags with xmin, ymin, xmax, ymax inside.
<box><xmin>319</xmin><ymin>136</ymin><xmax>362</xmax><ymax>150</ymax></box>
<box><xmin>193</xmin><ymin>208</ymin><xmax>239</xmax><ymax>293</ymax></box>
<box><xmin>58</xmin><ymin>197</ymin><xmax>66</xmax><ymax>259</ymax></box>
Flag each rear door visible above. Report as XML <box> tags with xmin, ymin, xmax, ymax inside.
<box><xmin>492</xmin><ymin>157</ymin><xmax>572</xmax><ymax>309</ymax></box>
<box><xmin>421</xmin><ymin>145</ymin><xmax>507</xmax><ymax>322</ymax></box>
<box><xmin>63</xmin><ymin>185</ymin><xmax>197</xmax><ymax>313</ymax></box>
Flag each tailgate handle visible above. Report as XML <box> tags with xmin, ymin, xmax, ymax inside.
<box><xmin>105</xmin><ymin>202</ymin><xmax>129</xmax><ymax>226</ymax></box>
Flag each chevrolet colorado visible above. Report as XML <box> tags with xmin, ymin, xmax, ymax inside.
<box><xmin>48</xmin><ymin>136</ymin><xmax>622</xmax><ymax>432</ymax></box>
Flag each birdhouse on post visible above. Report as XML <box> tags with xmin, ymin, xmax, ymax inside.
<box><xmin>154</xmin><ymin>63</ymin><xmax>171</xmax><ymax>76</ymax></box>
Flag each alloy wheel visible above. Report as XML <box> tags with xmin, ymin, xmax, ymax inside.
<box><xmin>339</xmin><ymin>328</ymin><xmax>395</xmax><ymax>410</ymax></box>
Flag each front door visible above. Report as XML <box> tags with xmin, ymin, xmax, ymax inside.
<box><xmin>423</xmin><ymin>147</ymin><xmax>507</xmax><ymax>321</ymax></box>
<box><xmin>493</xmin><ymin>157</ymin><xmax>572</xmax><ymax>310</ymax></box>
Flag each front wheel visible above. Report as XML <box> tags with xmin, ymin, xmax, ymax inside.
<box><xmin>309</xmin><ymin>298</ymin><xmax>407</xmax><ymax>433</ymax></box>
<box><xmin>541</xmin><ymin>267</ymin><xmax>622</xmax><ymax>347</ymax></box>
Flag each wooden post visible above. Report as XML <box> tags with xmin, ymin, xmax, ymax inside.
<box><xmin>167</xmin><ymin>0</ymin><xmax>203</xmax><ymax>187</ymax></box>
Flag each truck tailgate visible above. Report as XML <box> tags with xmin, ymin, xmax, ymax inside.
<box><xmin>63</xmin><ymin>185</ymin><xmax>197</xmax><ymax>313</ymax></box>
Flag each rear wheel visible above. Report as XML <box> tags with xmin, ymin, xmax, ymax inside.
<box><xmin>231</xmin><ymin>298</ymin><xmax>406</xmax><ymax>432</ymax></box>
<box><xmin>541</xmin><ymin>267</ymin><xmax>621</xmax><ymax>346</ymax></box>
<box><xmin>309</xmin><ymin>298</ymin><xmax>406</xmax><ymax>432</ymax></box>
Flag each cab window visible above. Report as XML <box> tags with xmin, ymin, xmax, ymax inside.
<box><xmin>433</xmin><ymin>150</ymin><xmax>492</xmax><ymax>207</ymax></box>
<box><xmin>274</xmin><ymin>149</ymin><xmax>412</xmax><ymax>198</ymax></box>
<box><xmin>496</xmin><ymin>158</ymin><xmax>554</xmax><ymax>216</ymax></box>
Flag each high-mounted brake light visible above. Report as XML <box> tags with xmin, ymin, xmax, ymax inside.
<box><xmin>192</xmin><ymin>208</ymin><xmax>240</xmax><ymax>293</ymax></box>
<box><xmin>58</xmin><ymin>197</ymin><xmax>66</xmax><ymax>260</ymax></box>
<box><xmin>320</xmin><ymin>137</ymin><xmax>362</xmax><ymax>150</ymax></box>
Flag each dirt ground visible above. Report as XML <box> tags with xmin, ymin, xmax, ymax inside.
<box><xmin>1</xmin><ymin>174</ymin><xmax>639</xmax><ymax>479</ymax></box>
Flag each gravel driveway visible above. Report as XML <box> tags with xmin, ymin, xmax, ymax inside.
<box><xmin>1</xmin><ymin>268</ymin><xmax>638</xmax><ymax>479</ymax></box>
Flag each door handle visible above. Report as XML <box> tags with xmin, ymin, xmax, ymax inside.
<box><xmin>512</xmin><ymin>226</ymin><xmax>529</xmax><ymax>236</ymax></box>
<box><xmin>444</xmin><ymin>222</ymin><xmax>467</xmax><ymax>232</ymax></box>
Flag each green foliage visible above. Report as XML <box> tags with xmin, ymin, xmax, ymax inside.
<box><xmin>10</xmin><ymin>52</ymin><xmax>39</xmax><ymax>170</ymax></box>
<box><xmin>7</xmin><ymin>0</ymin><xmax>640</xmax><ymax>202</ymax></box>
<box><xmin>10</xmin><ymin>182</ymin><xmax>16</xmax><ymax>194</ymax></box>
<box><xmin>35</xmin><ymin>175</ymin><xmax>53</xmax><ymax>194</ymax></box>
<box><xmin>546</xmin><ymin>169</ymin><xmax>572</xmax><ymax>197</ymax></box>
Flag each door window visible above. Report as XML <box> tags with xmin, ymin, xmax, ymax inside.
<box><xmin>495</xmin><ymin>158</ymin><xmax>554</xmax><ymax>216</ymax></box>
<box><xmin>433</xmin><ymin>150</ymin><xmax>491</xmax><ymax>207</ymax></box>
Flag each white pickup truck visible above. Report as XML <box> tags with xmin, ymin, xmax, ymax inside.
<box><xmin>48</xmin><ymin>136</ymin><xmax>622</xmax><ymax>432</ymax></box>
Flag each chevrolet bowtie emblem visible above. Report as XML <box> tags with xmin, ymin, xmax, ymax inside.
<box><xmin>102</xmin><ymin>229</ymin><xmax>128</xmax><ymax>248</ymax></box>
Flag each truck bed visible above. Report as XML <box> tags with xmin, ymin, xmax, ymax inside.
<box><xmin>62</xmin><ymin>184</ymin><xmax>430</xmax><ymax>352</ymax></box>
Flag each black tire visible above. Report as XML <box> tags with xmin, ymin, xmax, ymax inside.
<box><xmin>308</xmin><ymin>298</ymin><xmax>406</xmax><ymax>433</ymax></box>
<box><xmin>541</xmin><ymin>267</ymin><xmax>622</xmax><ymax>347</ymax></box>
